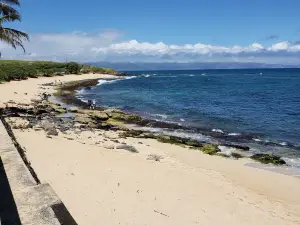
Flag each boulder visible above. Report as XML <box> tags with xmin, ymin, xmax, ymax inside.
<box><xmin>89</xmin><ymin>111</ymin><xmax>109</xmax><ymax>121</ymax></box>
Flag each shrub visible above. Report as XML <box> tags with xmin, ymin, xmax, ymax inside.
<box><xmin>66</xmin><ymin>62</ymin><xmax>80</xmax><ymax>74</ymax></box>
<box><xmin>0</xmin><ymin>71</ymin><xmax>9</xmax><ymax>82</ymax></box>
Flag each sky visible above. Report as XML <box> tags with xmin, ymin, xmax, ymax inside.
<box><xmin>1</xmin><ymin>0</ymin><xmax>300</xmax><ymax>64</ymax></box>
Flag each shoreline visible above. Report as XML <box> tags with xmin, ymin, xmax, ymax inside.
<box><xmin>56</xmin><ymin>76</ymin><xmax>300</xmax><ymax>168</ymax></box>
<box><xmin>1</xmin><ymin>74</ymin><xmax>300</xmax><ymax>224</ymax></box>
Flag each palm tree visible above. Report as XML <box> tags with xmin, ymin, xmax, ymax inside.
<box><xmin>0</xmin><ymin>0</ymin><xmax>29</xmax><ymax>56</ymax></box>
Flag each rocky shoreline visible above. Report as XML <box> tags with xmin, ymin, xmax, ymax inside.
<box><xmin>0</xmin><ymin>77</ymin><xmax>288</xmax><ymax>166</ymax></box>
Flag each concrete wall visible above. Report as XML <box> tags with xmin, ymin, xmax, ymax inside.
<box><xmin>0</xmin><ymin>120</ymin><xmax>77</xmax><ymax>225</ymax></box>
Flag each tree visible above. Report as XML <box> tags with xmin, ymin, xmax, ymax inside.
<box><xmin>0</xmin><ymin>0</ymin><xmax>29</xmax><ymax>56</ymax></box>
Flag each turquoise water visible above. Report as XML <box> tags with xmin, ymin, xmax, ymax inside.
<box><xmin>77</xmin><ymin>69</ymin><xmax>300</xmax><ymax>166</ymax></box>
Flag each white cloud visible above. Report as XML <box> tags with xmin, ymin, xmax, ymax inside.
<box><xmin>1</xmin><ymin>31</ymin><xmax>300</xmax><ymax>64</ymax></box>
<box><xmin>269</xmin><ymin>41</ymin><xmax>289</xmax><ymax>51</ymax></box>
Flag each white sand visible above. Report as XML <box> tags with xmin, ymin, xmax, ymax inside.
<box><xmin>1</xmin><ymin>74</ymin><xmax>300</xmax><ymax>225</ymax></box>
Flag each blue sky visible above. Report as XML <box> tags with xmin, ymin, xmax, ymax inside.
<box><xmin>2</xmin><ymin>0</ymin><xmax>300</xmax><ymax>63</ymax></box>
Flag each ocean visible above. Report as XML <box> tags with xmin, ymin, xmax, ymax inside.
<box><xmin>76</xmin><ymin>69</ymin><xmax>300</xmax><ymax>167</ymax></box>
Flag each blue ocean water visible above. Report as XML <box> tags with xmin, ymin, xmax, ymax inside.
<box><xmin>77</xmin><ymin>69</ymin><xmax>300</xmax><ymax>164</ymax></box>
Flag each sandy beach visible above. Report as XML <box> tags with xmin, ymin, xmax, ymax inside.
<box><xmin>1</xmin><ymin>74</ymin><xmax>300</xmax><ymax>225</ymax></box>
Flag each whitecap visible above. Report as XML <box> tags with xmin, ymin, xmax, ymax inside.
<box><xmin>189</xmin><ymin>74</ymin><xmax>195</xmax><ymax>77</ymax></box>
<box><xmin>125</xmin><ymin>76</ymin><xmax>137</xmax><ymax>80</ymax></box>
<box><xmin>228</xmin><ymin>132</ymin><xmax>241</xmax><ymax>136</ymax></box>
<box><xmin>212</xmin><ymin>129</ymin><xmax>224</xmax><ymax>133</ymax></box>
<box><xmin>279</xmin><ymin>142</ymin><xmax>288</xmax><ymax>146</ymax></box>
<box><xmin>253</xmin><ymin>138</ymin><xmax>262</xmax><ymax>142</ymax></box>
<box><xmin>180</xmin><ymin>118</ymin><xmax>185</xmax><ymax>122</ymax></box>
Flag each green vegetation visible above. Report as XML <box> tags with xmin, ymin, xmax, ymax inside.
<box><xmin>251</xmin><ymin>154</ymin><xmax>286</xmax><ymax>165</ymax></box>
<box><xmin>201</xmin><ymin>144</ymin><xmax>220</xmax><ymax>155</ymax></box>
<box><xmin>0</xmin><ymin>0</ymin><xmax>29</xmax><ymax>56</ymax></box>
<box><xmin>0</xmin><ymin>60</ymin><xmax>117</xmax><ymax>82</ymax></box>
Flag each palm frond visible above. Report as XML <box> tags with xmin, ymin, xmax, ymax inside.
<box><xmin>0</xmin><ymin>27</ymin><xmax>29</xmax><ymax>52</ymax></box>
<box><xmin>1</xmin><ymin>0</ymin><xmax>20</xmax><ymax>6</ymax></box>
<box><xmin>0</xmin><ymin>2</ymin><xmax>19</xmax><ymax>16</ymax></box>
<box><xmin>0</xmin><ymin>13</ymin><xmax>20</xmax><ymax>23</ymax></box>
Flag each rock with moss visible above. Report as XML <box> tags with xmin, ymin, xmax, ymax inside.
<box><xmin>251</xmin><ymin>154</ymin><xmax>286</xmax><ymax>165</ymax></box>
<box><xmin>103</xmin><ymin>109</ymin><xmax>125</xmax><ymax>118</ymax></box>
<box><xmin>119</xmin><ymin>130</ymin><xmax>144</xmax><ymax>138</ymax></box>
<box><xmin>74</xmin><ymin>114</ymin><xmax>93</xmax><ymax>124</ymax></box>
<box><xmin>201</xmin><ymin>144</ymin><xmax>220</xmax><ymax>155</ymax></box>
<box><xmin>69</xmin><ymin>107</ymin><xmax>79</xmax><ymax>113</ymax></box>
<box><xmin>88</xmin><ymin>111</ymin><xmax>109</xmax><ymax>121</ymax></box>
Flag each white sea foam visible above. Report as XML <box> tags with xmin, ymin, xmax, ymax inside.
<box><xmin>125</xmin><ymin>76</ymin><xmax>137</xmax><ymax>80</ymax></box>
<box><xmin>212</xmin><ymin>129</ymin><xmax>224</xmax><ymax>133</ymax></box>
<box><xmin>279</xmin><ymin>142</ymin><xmax>288</xmax><ymax>146</ymax></box>
<box><xmin>282</xmin><ymin>157</ymin><xmax>300</xmax><ymax>168</ymax></box>
<box><xmin>189</xmin><ymin>74</ymin><xmax>195</xmax><ymax>77</ymax></box>
<box><xmin>253</xmin><ymin>138</ymin><xmax>262</xmax><ymax>142</ymax></box>
<box><xmin>75</xmin><ymin>88</ymin><xmax>86</xmax><ymax>95</ymax></box>
<box><xmin>180</xmin><ymin>118</ymin><xmax>185</xmax><ymax>122</ymax></box>
<box><xmin>218</xmin><ymin>146</ymin><xmax>234</xmax><ymax>155</ymax></box>
<box><xmin>228</xmin><ymin>132</ymin><xmax>241</xmax><ymax>136</ymax></box>
<box><xmin>155</xmin><ymin>114</ymin><xmax>168</xmax><ymax>119</ymax></box>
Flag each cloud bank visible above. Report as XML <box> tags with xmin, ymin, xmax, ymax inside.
<box><xmin>1</xmin><ymin>31</ymin><xmax>300</xmax><ymax>64</ymax></box>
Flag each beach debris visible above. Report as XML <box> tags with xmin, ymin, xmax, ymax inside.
<box><xmin>116</xmin><ymin>144</ymin><xmax>139</xmax><ymax>153</ymax></box>
<box><xmin>147</xmin><ymin>154</ymin><xmax>163</xmax><ymax>162</ymax></box>
<box><xmin>251</xmin><ymin>154</ymin><xmax>286</xmax><ymax>165</ymax></box>
<box><xmin>154</xmin><ymin>210</ymin><xmax>169</xmax><ymax>217</ymax></box>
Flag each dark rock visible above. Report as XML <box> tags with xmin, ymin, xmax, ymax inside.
<box><xmin>231</xmin><ymin>152</ymin><xmax>244</xmax><ymax>159</ymax></box>
<box><xmin>223</xmin><ymin>143</ymin><xmax>250</xmax><ymax>151</ymax></box>
<box><xmin>46</xmin><ymin>127</ymin><xmax>58</xmax><ymax>136</ymax></box>
<box><xmin>116</xmin><ymin>144</ymin><xmax>139</xmax><ymax>153</ymax></box>
<box><xmin>251</xmin><ymin>154</ymin><xmax>286</xmax><ymax>165</ymax></box>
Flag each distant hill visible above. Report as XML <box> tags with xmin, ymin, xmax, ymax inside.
<box><xmin>88</xmin><ymin>62</ymin><xmax>300</xmax><ymax>71</ymax></box>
